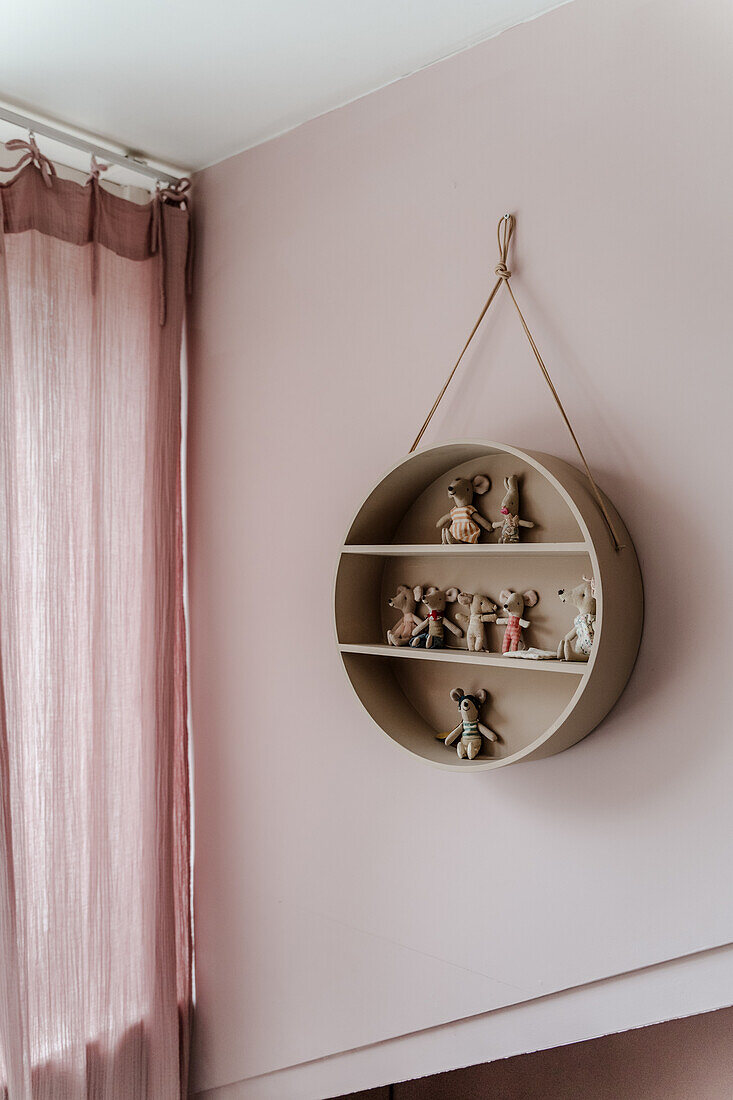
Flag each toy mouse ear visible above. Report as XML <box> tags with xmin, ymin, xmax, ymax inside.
<box><xmin>504</xmin><ymin>476</ymin><xmax>511</xmax><ymax>490</ymax></box>
<box><xmin>457</xmin><ymin>591</ymin><xmax>472</xmax><ymax>606</ymax></box>
<box><xmin>499</xmin><ymin>589</ymin><xmax>512</xmax><ymax>604</ymax></box>
<box><xmin>445</xmin><ymin>586</ymin><xmax>460</xmax><ymax>602</ymax></box>
<box><xmin>523</xmin><ymin>589</ymin><xmax>539</xmax><ymax>607</ymax></box>
<box><xmin>474</xmin><ymin>688</ymin><xmax>487</xmax><ymax>704</ymax></box>
<box><xmin>450</xmin><ymin>688</ymin><xmax>465</xmax><ymax>703</ymax></box>
<box><xmin>472</xmin><ymin>475</ymin><xmax>490</xmax><ymax>495</ymax></box>
<box><xmin>413</xmin><ymin>585</ymin><xmax>423</xmax><ymax>602</ymax></box>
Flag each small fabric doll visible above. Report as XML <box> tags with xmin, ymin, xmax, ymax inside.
<box><xmin>386</xmin><ymin>585</ymin><xmax>423</xmax><ymax>647</ymax></box>
<box><xmin>557</xmin><ymin>577</ymin><xmax>597</xmax><ymax>661</ymax></box>
<box><xmin>492</xmin><ymin>475</ymin><xmax>535</xmax><ymax>544</ymax></box>
<box><xmin>436</xmin><ymin>475</ymin><xmax>492</xmax><ymax>544</ymax></box>
<box><xmin>410</xmin><ymin>586</ymin><xmax>463</xmax><ymax>649</ymax></box>
<box><xmin>455</xmin><ymin>592</ymin><xmax>497</xmax><ymax>652</ymax></box>
<box><xmin>496</xmin><ymin>589</ymin><xmax>539</xmax><ymax>653</ymax></box>
<box><xmin>442</xmin><ymin>688</ymin><xmax>498</xmax><ymax>760</ymax></box>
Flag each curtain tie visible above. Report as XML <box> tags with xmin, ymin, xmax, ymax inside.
<box><xmin>86</xmin><ymin>155</ymin><xmax>109</xmax><ymax>184</ymax></box>
<box><xmin>0</xmin><ymin>136</ymin><xmax>57</xmax><ymax>187</ymax></box>
<box><xmin>157</xmin><ymin>178</ymin><xmax>192</xmax><ymax>207</ymax></box>
<box><xmin>87</xmin><ymin>158</ymin><xmax>110</xmax><ymax>296</ymax></box>
<box><xmin>152</xmin><ymin>178</ymin><xmax>193</xmax><ymax>326</ymax></box>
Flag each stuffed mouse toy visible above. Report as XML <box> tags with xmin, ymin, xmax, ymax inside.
<box><xmin>436</xmin><ymin>475</ymin><xmax>491</xmax><ymax>544</ymax></box>
<box><xmin>557</xmin><ymin>577</ymin><xmax>596</xmax><ymax>661</ymax></box>
<box><xmin>455</xmin><ymin>592</ymin><xmax>497</xmax><ymax>652</ymax></box>
<box><xmin>442</xmin><ymin>688</ymin><xmax>498</xmax><ymax>759</ymax></box>
<box><xmin>496</xmin><ymin>588</ymin><xmax>539</xmax><ymax>653</ymax></box>
<box><xmin>410</xmin><ymin>586</ymin><xmax>463</xmax><ymax>649</ymax></box>
<box><xmin>386</xmin><ymin>585</ymin><xmax>423</xmax><ymax>647</ymax></box>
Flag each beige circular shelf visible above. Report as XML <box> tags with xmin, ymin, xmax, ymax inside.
<box><xmin>334</xmin><ymin>440</ymin><xmax>643</xmax><ymax>771</ymax></box>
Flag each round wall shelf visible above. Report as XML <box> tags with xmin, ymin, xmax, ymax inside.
<box><xmin>334</xmin><ymin>440</ymin><xmax>643</xmax><ymax>770</ymax></box>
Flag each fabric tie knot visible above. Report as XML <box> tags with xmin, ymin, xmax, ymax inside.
<box><xmin>156</xmin><ymin>177</ymin><xmax>192</xmax><ymax>208</ymax></box>
<box><xmin>2</xmin><ymin>135</ymin><xmax>57</xmax><ymax>187</ymax></box>
<box><xmin>151</xmin><ymin>177</ymin><xmax>194</xmax><ymax>327</ymax></box>
<box><xmin>87</xmin><ymin>156</ymin><xmax>110</xmax><ymax>183</ymax></box>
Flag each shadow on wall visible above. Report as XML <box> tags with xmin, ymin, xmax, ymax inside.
<box><xmin>483</xmin><ymin>447</ymin><xmax>723</xmax><ymax>825</ymax></box>
<box><xmin>339</xmin><ymin>1004</ymin><xmax>733</xmax><ymax>1100</ymax></box>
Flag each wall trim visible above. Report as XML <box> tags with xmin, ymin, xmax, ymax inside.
<box><xmin>195</xmin><ymin>941</ymin><xmax>733</xmax><ymax>1099</ymax></box>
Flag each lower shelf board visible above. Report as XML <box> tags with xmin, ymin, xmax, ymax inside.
<box><xmin>338</xmin><ymin>642</ymin><xmax>587</xmax><ymax>675</ymax></box>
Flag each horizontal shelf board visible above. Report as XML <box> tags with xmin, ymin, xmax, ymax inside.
<box><xmin>341</xmin><ymin>543</ymin><xmax>590</xmax><ymax>556</ymax></box>
<box><xmin>339</xmin><ymin>642</ymin><xmax>587</xmax><ymax>675</ymax></box>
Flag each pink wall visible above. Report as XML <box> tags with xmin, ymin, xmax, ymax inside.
<box><xmin>187</xmin><ymin>0</ymin><xmax>733</xmax><ymax>1094</ymax></box>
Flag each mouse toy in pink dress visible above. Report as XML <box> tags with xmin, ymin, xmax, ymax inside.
<box><xmin>496</xmin><ymin>588</ymin><xmax>539</xmax><ymax>652</ymax></box>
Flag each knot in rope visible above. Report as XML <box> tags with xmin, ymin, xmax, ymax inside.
<box><xmin>408</xmin><ymin>210</ymin><xmax>624</xmax><ymax>552</ymax></box>
<box><xmin>2</xmin><ymin>135</ymin><xmax>57</xmax><ymax>187</ymax></box>
<box><xmin>495</xmin><ymin>213</ymin><xmax>515</xmax><ymax>279</ymax></box>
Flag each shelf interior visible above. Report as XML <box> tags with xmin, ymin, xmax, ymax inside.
<box><xmin>342</xmin><ymin>652</ymin><xmax>583</xmax><ymax>767</ymax></box>
<box><xmin>346</xmin><ymin>448</ymin><xmax>585</xmax><ymax>546</ymax></box>
<box><xmin>335</xmin><ymin>550</ymin><xmax>594</xmax><ymax>650</ymax></box>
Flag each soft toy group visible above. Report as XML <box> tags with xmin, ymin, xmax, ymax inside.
<box><xmin>386</xmin><ymin>577</ymin><xmax>596</xmax><ymax>661</ymax></box>
<box><xmin>386</xmin><ymin>584</ymin><xmax>539</xmax><ymax>653</ymax></box>
<box><xmin>436</xmin><ymin>473</ymin><xmax>535</xmax><ymax>545</ymax></box>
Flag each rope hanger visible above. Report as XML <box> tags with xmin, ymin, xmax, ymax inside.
<box><xmin>410</xmin><ymin>214</ymin><xmax>624</xmax><ymax>552</ymax></box>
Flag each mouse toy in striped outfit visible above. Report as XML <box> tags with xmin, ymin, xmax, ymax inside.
<box><xmin>436</xmin><ymin>475</ymin><xmax>492</xmax><ymax>544</ymax></box>
<box><xmin>492</xmin><ymin>475</ymin><xmax>535</xmax><ymax>543</ymax></box>
<box><xmin>496</xmin><ymin>588</ymin><xmax>539</xmax><ymax>653</ymax></box>
<box><xmin>410</xmin><ymin>586</ymin><xmax>463</xmax><ymax>649</ymax></box>
<box><xmin>442</xmin><ymin>688</ymin><xmax>498</xmax><ymax>760</ymax></box>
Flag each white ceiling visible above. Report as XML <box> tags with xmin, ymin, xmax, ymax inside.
<box><xmin>1</xmin><ymin>0</ymin><xmax>572</xmax><ymax>173</ymax></box>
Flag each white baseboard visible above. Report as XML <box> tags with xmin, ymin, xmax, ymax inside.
<box><xmin>195</xmin><ymin>940</ymin><xmax>733</xmax><ymax>1099</ymax></box>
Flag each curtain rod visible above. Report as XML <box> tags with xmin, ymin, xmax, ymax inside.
<box><xmin>0</xmin><ymin>106</ymin><xmax>186</xmax><ymax>187</ymax></box>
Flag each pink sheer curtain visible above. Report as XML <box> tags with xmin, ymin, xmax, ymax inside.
<box><xmin>0</xmin><ymin>158</ymin><xmax>192</xmax><ymax>1098</ymax></box>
